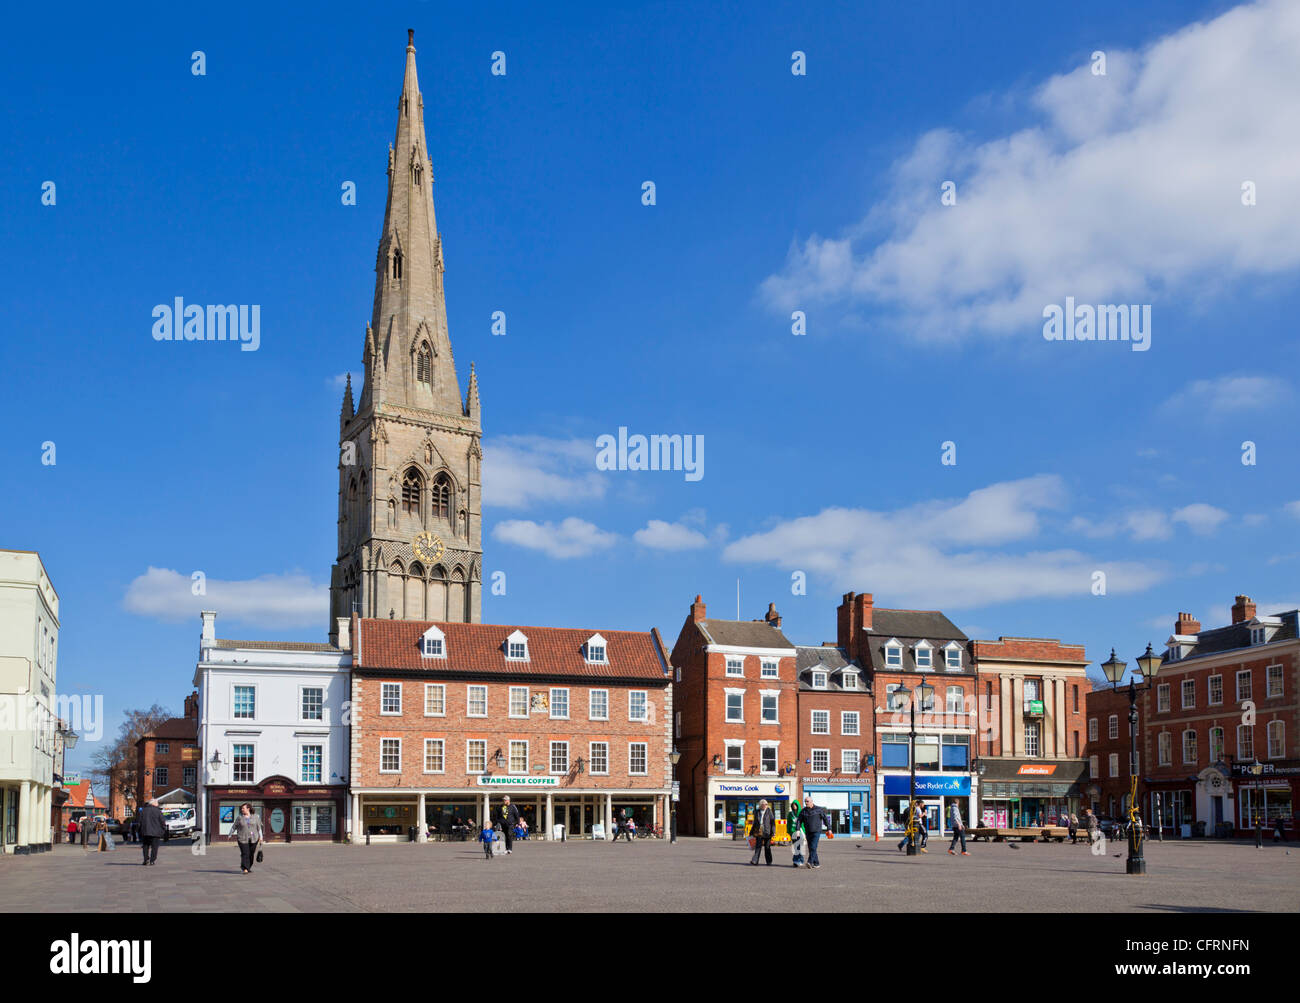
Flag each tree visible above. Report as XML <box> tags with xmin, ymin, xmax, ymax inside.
<box><xmin>92</xmin><ymin>704</ymin><xmax>173</xmax><ymax>812</ymax></box>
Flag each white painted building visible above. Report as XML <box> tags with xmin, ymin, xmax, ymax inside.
<box><xmin>0</xmin><ymin>549</ymin><xmax>60</xmax><ymax>854</ymax></box>
<box><xmin>193</xmin><ymin>612</ymin><xmax>352</xmax><ymax>842</ymax></box>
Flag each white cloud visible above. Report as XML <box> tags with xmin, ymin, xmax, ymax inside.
<box><xmin>760</xmin><ymin>0</ymin><xmax>1300</xmax><ymax>342</ymax></box>
<box><xmin>722</xmin><ymin>475</ymin><xmax>1166</xmax><ymax>608</ymax></box>
<box><xmin>123</xmin><ymin>567</ymin><xmax>326</xmax><ymax>628</ymax></box>
<box><xmin>1171</xmin><ymin>503</ymin><xmax>1230</xmax><ymax>535</ymax></box>
<box><xmin>328</xmin><ymin>372</ymin><xmax>350</xmax><ymax>391</ymax></box>
<box><xmin>492</xmin><ymin>517</ymin><xmax>618</xmax><ymax>559</ymax></box>
<box><xmin>634</xmin><ymin>520</ymin><xmax>711</xmax><ymax>551</ymax></box>
<box><xmin>1285</xmin><ymin>501</ymin><xmax>1300</xmax><ymax>519</ymax></box>
<box><xmin>1244</xmin><ymin>513</ymin><xmax>1269</xmax><ymax>527</ymax></box>
<box><xmin>482</xmin><ymin>435</ymin><xmax>607</xmax><ymax>509</ymax></box>
<box><xmin>1161</xmin><ymin>376</ymin><xmax>1291</xmax><ymax>418</ymax></box>
<box><xmin>1206</xmin><ymin>599</ymin><xmax>1300</xmax><ymax>625</ymax></box>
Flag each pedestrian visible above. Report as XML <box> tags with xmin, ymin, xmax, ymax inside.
<box><xmin>130</xmin><ymin>816</ymin><xmax>139</xmax><ymax>843</ymax></box>
<box><xmin>1068</xmin><ymin>812</ymin><xmax>1079</xmax><ymax>844</ymax></box>
<box><xmin>794</xmin><ymin>795</ymin><xmax>830</xmax><ymax>869</ymax></box>
<box><xmin>493</xmin><ymin>796</ymin><xmax>520</xmax><ymax>854</ymax></box>
<box><xmin>1084</xmin><ymin>808</ymin><xmax>1099</xmax><ymax>845</ymax></box>
<box><xmin>65</xmin><ymin>818</ymin><xmax>77</xmax><ymax>843</ymax></box>
<box><xmin>1274</xmin><ymin>816</ymin><xmax>1288</xmax><ymax>843</ymax></box>
<box><xmin>748</xmin><ymin>798</ymin><xmax>776</xmax><ymax>866</ymax></box>
<box><xmin>611</xmin><ymin>808</ymin><xmax>632</xmax><ymax>844</ymax></box>
<box><xmin>480</xmin><ymin>820</ymin><xmax>495</xmax><ymax>859</ymax></box>
<box><xmin>948</xmin><ymin>802</ymin><xmax>968</xmax><ymax>856</ymax></box>
<box><xmin>1254</xmin><ymin>812</ymin><xmax>1263</xmax><ymax>849</ymax></box>
<box><xmin>230</xmin><ymin>802</ymin><xmax>263</xmax><ymax>874</ymax></box>
<box><xmin>918</xmin><ymin>805</ymin><xmax>929</xmax><ymax>852</ymax></box>
<box><xmin>138</xmin><ymin>798</ymin><xmax>166</xmax><ymax>866</ymax></box>
<box><xmin>897</xmin><ymin>801</ymin><xmax>914</xmax><ymax>852</ymax></box>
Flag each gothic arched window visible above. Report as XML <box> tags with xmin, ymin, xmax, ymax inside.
<box><xmin>416</xmin><ymin>344</ymin><xmax>432</xmax><ymax>384</ymax></box>
<box><xmin>432</xmin><ymin>474</ymin><xmax>451</xmax><ymax>520</ymax></box>
<box><xmin>392</xmin><ymin>249</ymin><xmax>403</xmax><ymax>280</ymax></box>
<box><xmin>401</xmin><ymin>468</ymin><xmax>422</xmax><ymax>515</ymax></box>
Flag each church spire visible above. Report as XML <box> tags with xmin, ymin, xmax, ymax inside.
<box><xmin>364</xmin><ymin>28</ymin><xmax>463</xmax><ymax>417</ymax></box>
<box><xmin>465</xmin><ymin>362</ymin><xmax>480</xmax><ymax>420</ymax></box>
<box><xmin>340</xmin><ymin>372</ymin><xmax>354</xmax><ymax>429</ymax></box>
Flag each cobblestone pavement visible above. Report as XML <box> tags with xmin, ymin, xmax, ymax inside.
<box><xmin>2</xmin><ymin>835</ymin><xmax>1296</xmax><ymax>912</ymax></box>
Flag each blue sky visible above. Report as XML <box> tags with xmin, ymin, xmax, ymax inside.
<box><xmin>3</xmin><ymin>1</ymin><xmax>1297</xmax><ymax>782</ymax></box>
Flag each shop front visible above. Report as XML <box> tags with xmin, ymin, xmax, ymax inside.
<box><xmin>977</xmin><ymin>760</ymin><xmax>1085</xmax><ymax>828</ymax></box>
<box><xmin>799</xmin><ymin>780</ymin><xmax>871</xmax><ymax>836</ymax></box>
<box><xmin>708</xmin><ymin>778</ymin><xmax>794</xmax><ymax>838</ymax></box>
<box><xmin>206</xmin><ymin>775</ymin><xmax>345</xmax><ymax>842</ymax></box>
<box><xmin>1232</xmin><ymin>760</ymin><xmax>1298</xmax><ymax>835</ymax></box>
<box><xmin>881</xmin><ymin>774</ymin><xmax>971</xmax><ymax>835</ymax></box>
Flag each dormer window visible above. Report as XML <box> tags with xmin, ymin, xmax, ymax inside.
<box><xmin>1167</xmin><ymin>645</ymin><xmax>1180</xmax><ymax>662</ymax></box>
<box><xmin>585</xmin><ymin>634</ymin><xmax>607</xmax><ymax>664</ymax></box>
<box><xmin>915</xmin><ymin>642</ymin><xmax>933</xmax><ymax>670</ymax></box>
<box><xmin>1250</xmin><ymin>627</ymin><xmax>1266</xmax><ymax>646</ymax></box>
<box><xmin>506</xmin><ymin>630</ymin><xmax>528</xmax><ymax>661</ymax></box>
<box><xmin>944</xmin><ymin>643</ymin><xmax>963</xmax><ymax>670</ymax></box>
<box><xmin>812</xmin><ymin>671</ymin><xmax>828</xmax><ymax>689</ymax></box>
<box><xmin>420</xmin><ymin>625</ymin><xmax>446</xmax><ymax>658</ymax></box>
<box><xmin>884</xmin><ymin>641</ymin><xmax>903</xmax><ymax>668</ymax></box>
<box><xmin>841</xmin><ymin>672</ymin><xmax>858</xmax><ymax>690</ymax></box>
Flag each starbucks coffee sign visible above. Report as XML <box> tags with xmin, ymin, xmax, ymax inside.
<box><xmin>476</xmin><ymin>776</ymin><xmax>560</xmax><ymax>787</ymax></box>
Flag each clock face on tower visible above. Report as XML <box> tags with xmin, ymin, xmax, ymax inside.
<box><xmin>413</xmin><ymin>531</ymin><xmax>444</xmax><ymax>563</ymax></box>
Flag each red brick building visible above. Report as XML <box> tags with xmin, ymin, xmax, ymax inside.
<box><xmin>1082</xmin><ymin>683</ymin><xmax>1139</xmax><ymax>822</ymax></box>
<box><xmin>350</xmin><ymin>616</ymin><xmax>674</xmax><ymax>841</ymax></box>
<box><xmin>795</xmin><ymin>642</ymin><xmax>874</xmax><ymax>835</ymax></box>
<box><xmin>135</xmin><ymin>692</ymin><xmax>200</xmax><ymax>807</ymax></box>
<box><xmin>670</xmin><ymin>597</ymin><xmax>801</xmax><ymax>838</ymax></box>
<box><xmin>836</xmin><ymin>591</ymin><xmax>977</xmax><ymax>839</ymax></box>
<box><xmin>971</xmin><ymin>636</ymin><xmax>1091</xmax><ymax>827</ymax></box>
<box><xmin>1141</xmin><ymin>596</ymin><xmax>1298</xmax><ymax>837</ymax></box>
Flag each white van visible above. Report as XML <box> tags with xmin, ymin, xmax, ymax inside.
<box><xmin>162</xmin><ymin>806</ymin><xmax>196</xmax><ymax>839</ymax></box>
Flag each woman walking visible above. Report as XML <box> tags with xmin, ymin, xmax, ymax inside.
<box><xmin>231</xmin><ymin>803</ymin><xmax>264</xmax><ymax>874</ymax></box>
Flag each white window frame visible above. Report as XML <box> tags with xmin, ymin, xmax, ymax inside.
<box><xmin>760</xmin><ymin>659</ymin><xmax>778</xmax><ymax>679</ymax></box>
<box><xmin>759</xmin><ymin>690</ymin><xmax>779</xmax><ymax>724</ymax></box>
<box><xmin>1089</xmin><ymin>754</ymin><xmax>1099</xmax><ymax>779</ymax></box>
<box><xmin>759</xmin><ymin>741</ymin><xmax>779</xmax><ymax>776</ymax></box>
<box><xmin>299</xmin><ymin>685</ymin><xmax>325</xmax><ymax>723</ymax></box>
<box><xmin>506</xmin><ymin>629</ymin><xmax>529</xmax><ymax>661</ymax></box>
<box><xmin>628</xmin><ymin>742</ymin><xmax>648</xmax><ymax>776</ymax></box>
<box><xmin>1267</xmin><ymin>720</ymin><xmax>1284</xmax><ymax>759</ymax></box>
<box><xmin>588</xmin><ymin>742</ymin><xmax>609</xmax><ymax>775</ymax></box>
<box><xmin>1236</xmin><ymin>725</ymin><xmax>1253</xmax><ymax>760</ymax></box>
<box><xmin>585</xmin><ymin>634</ymin><xmax>607</xmax><ymax>664</ymax></box>
<box><xmin>420</xmin><ymin>625</ymin><xmax>446</xmax><ymax>658</ymax></box>
<box><xmin>232</xmin><ymin>683</ymin><xmax>257</xmax><ymax>721</ymax></box>
<box><xmin>508</xmin><ymin>740</ymin><xmax>529</xmax><ymax>775</ymax></box>
<box><xmin>725</xmin><ymin>741</ymin><xmax>744</xmax><ymax>774</ymax></box>
<box><xmin>380</xmin><ymin>737</ymin><xmax>402</xmax><ymax>774</ymax></box>
<box><xmin>589</xmin><ymin>688</ymin><xmax>609</xmax><ymax>721</ymax></box>
<box><xmin>230</xmin><ymin>742</ymin><xmax>256</xmax><ymax>784</ymax></box>
<box><xmin>1156</xmin><ymin>684</ymin><xmax>1170</xmax><ymax>713</ymax></box>
<box><xmin>509</xmin><ymin>686</ymin><xmax>529</xmax><ymax>719</ymax></box>
<box><xmin>1181</xmin><ymin>679</ymin><xmax>1195</xmax><ymax>710</ymax></box>
<box><xmin>725</xmin><ymin>656</ymin><xmax>744</xmax><ymax>677</ymax></box>
<box><xmin>945</xmin><ymin>685</ymin><xmax>964</xmax><ymax>714</ymax></box>
<box><xmin>1209</xmin><ymin>726</ymin><xmax>1225</xmax><ymax>762</ymax></box>
<box><xmin>1208</xmin><ymin>675</ymin><xmax>1223</xmax><ymax>706</ymax></box>
<box><xmin>1236</xmin><ymin>670</ymin><xmax>1252</xmax><ymax>702</ymax></box>
<box><xmin>423</xmin><ymin>738</ymin><xmax>445</xmax><ymax>774</ymax></box>
<box><xmin>1250</xmin><ymin>627</ymin><xmax>1265</xmax><ymax>646</ymax></box>
<box><xmin>725</xmin><ymin>688</ymin><xmax>745</xmax><ymax>724</ymax></box>
<box><xmin>811</xmin><ymin>670</ymin><xmax>828</xmax><ymax>689</ymax></box>
<box><xmin>811</xmin><ymin>709</ymin><xmax>830</xmax><ymax>735</ymax></box>
<box><xmin>1158</xmin><ymin>732</ymin><xmax>1172</xmax><ymax>766</ymax></box>
<box><xmin>1182</xmin><ymin>729</ymin><xmax>1197</xmax><ymax>765</ymax></box>
<box><xmin>811</xmin><ymin>748</ymin><xmax>830</xmax><ymax>773</ymax></box>
<box><xmin>380</xmin><ymin>682</ymin><xmax>402</xmax><ymax>716</ymax></box>
<box><xmin>466</xmin><ymin>739</ymin><xmax>487</xmax><ymax>775</ymax></box>
<box><xmin>944</xmin><ymin>643</ymin><xmax>963</xmax><ymax>670</ymax></box>
<box><xmin>467</xmin><ymin>685</ymin><xmax>487</xmax><ymax>718</ymax></box>
<box><xmin>840</xmin><ymin>671</ymin><xmax>858</xmax><ymax>690</ymax></box>
<box><xmin>550</xmin><ymin>741</ymin><xmax>569</xmax><ymax>775</ymax></box>
<box><xmin>1025</xmin><ymin>722</ymin><xmax>1040</xmax><ymax>757</ymax></box>
<box><xmin>841</xmin><ymin>710</ymin><xmax>860</xmax><ymax>736</ymax></box>
<box><xmin>914</xmin><ymin>641</ymin><xmax>933</xmax><ymax>670</ymax></box>
<box><xmin>841</xmin><ymin>748</ymin><xmax>860</xmax><ymax>775</ymax></box>
<box><xmin>423</xmin><ymin>683</ymin><xmax>446</xmax><ymax>717</ymax></box>
<box><xmin>298</xmin><ymin>742</ymin><xmax>324</xmax><ymax>785</ymax></box>
<box><xmin>1266</xmin><ymin>664</ymin><xmax>1283</xmax><ymax>698</ymax></box>
<box><xmin>628</xmin><ymin>690</ymin><xmax>648</xmax><ymax>722</ymax></box>
<box><xmin>1088</xmin><ymin>718</ymin><xmax>1098</xmax><ymax>742</ymax></box>
<box><xmin>1108</xmin><ymin>752</ymin><xmax>1119</xmax><ymax>778</ymax></box>
<box><xmin>886</xmin><ymin>684</ymin><xmax>905</xmax><ymax>712</ymax></box>
<box><xmin>550</xmin><ymin>687</ymin><xmax>570</xmax><ymax>719</ymax></box>
<box><xmin>1108</xmin><ymin>715</ymin><xmax>1119</xmax><ymax>740</ymax></box>
<box><xmin>884</xmin><ymin>640</ymin><xmax>903</xmax><ymax>668</ymax></box>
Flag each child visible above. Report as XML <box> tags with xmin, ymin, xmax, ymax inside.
<box><xmin>480</xmin><ymin>821</ymin><xmax>495</xmax><ymax>859</ymax></box>
<box><xmin>790</xmin><ymin>827</ymin><xmax>805</xmax><ymax>868</ymax></box>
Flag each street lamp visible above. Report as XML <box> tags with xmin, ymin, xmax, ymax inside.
<box><xmin>1101</xmin><ymin>644</ymin><xmax>1163</xmax><ymax>874</ymax></box>
<box><xmin>669</xmin><ymin>746</ymin><xmax>681</xmax><ymax>844</ymax></box>
<box><xmin>896</xmin><ymin>677</ymin><xmax>935</xmax><ymax>856</ymax></box>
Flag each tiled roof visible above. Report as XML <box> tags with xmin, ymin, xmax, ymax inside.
<box><xmin>697</xmin><ymin>619</ymin><xmax>794</xmax><ymax>649</ymax></box>
<box><xmin>214</xmin><ymin>639</ymin><xmax>340</xmax><ymax>652</ymax></box>
<box><xmin>795</xmin><ymin>645</ymin><xmax>871</xmax><ymax>694</ymax></box>
<box><xmin>860</xmin><ymin>609</ymin><xmax>969</xmax><ymax>673</ymax></box>
<box><xmin>1162</xmin><ymin>610</ymin><xmax>1298</xmax><ymax>663</ymax></box>
<box><xmin>63</xmin><ymin>781</ymin><xmax>98</xmax><ymax>809</ymax></box>
<box><xmin>357</xmin><ymin>619</ymin><xmax>671</xmax><ymax>681</ymax></box>
<box><xmin>138</xmin><ymin>717</ymin><xmax>197</xmax><ymax>742</ymax></box>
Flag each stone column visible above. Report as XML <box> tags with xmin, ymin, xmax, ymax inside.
<box><xmin>1055</xmin><ymin>678</ymin><xmax>1067</xmax><ymax>757</ymax></box>
<box><xmin>351</xmin><ymin>794</ymin><xmax>361</xmax><ymax>841</ymax></box>
<box><xmin>19</xmin><ymin>781</ymin><xmax>33</xmax><ymax>848</ymax></box>
<box><xmin>999</xmin><ymin>674</ymin><xmax>1012</xmax><ymax>757</ymax></box>
<box><xmin>417</xmin><ymin>792</ymin><xmax>426</xmax><ymax>842</ymax></box>
<box><xmin>605</xmin><ymin>792</ymin><xmax>613</xmax><ymax>839</ymax></box>
<box><xmin>1011</xmin><ymin>677</ymin><xmax>1024</xmax><ymax>757</ymax></box>
<box><xmin>544</xmin><ymin>793</ymin><xmax>553</xmax><ymax>840</ymax></box>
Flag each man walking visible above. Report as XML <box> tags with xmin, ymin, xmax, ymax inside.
<box><xmin>794</xmin><ymin>795</ymin><xmax>831</xmax><ymax>869</ymax></box>
<box><xmin>493</xmin><ymin>796</ymin><xmax>520</xmax><ymax>854</ymax></box>
<box><xmin>138</xmin><ymin>798</ymin><xmax>165</xmax><ymax>866</ymax></box>
<box><xmin>948</xmin><ymin>802</ymin><xmax>968</xmax><ymax>856</ymax></box>
<box><xmin>1084</xmin><ymin>808</ymin><xmax>1099</xmax><ymax>846</ymax></box>
<box><xmin>748</xmin><ymin>799</ymin><xmax>776</xmax><ymax>866</ymax></box>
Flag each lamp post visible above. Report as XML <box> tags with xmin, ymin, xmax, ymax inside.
<box><xmin>1100</xmin><ymin>644</ymin><xmax>1164</xmax><ymax>875</ymax></box>
<box><xmin>669</xmin><ymin>746</ymin><xmax>681</xmax><ymax>844</ymax></box>
<box><xmin>896</xmin><ymin>676</ymin><xmax>935</xmax><ymax>856</ymax></box>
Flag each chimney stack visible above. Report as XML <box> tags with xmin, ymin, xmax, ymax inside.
<box><xmin>1231</xmin><ymin>595</ymin><xmax>1256</xmax><ymax>625</ymax></box>
<box><xmin>200</xmin><ymin>610</ymin><xmax>216</xmax><ymax>645</ymax></box>
<box><xmin>1174</xmin><ymin>612</ymin><xmax>1201</xmax><ymax>637</ymax></box>
<box><xmin>336</xmin><ymin>617</ymin><xmax>352</xmax><ymax>652</ymax></box>
<box><xmin>690</xmin><ymin>594</ymin><xmax>707</xmax><ymax>623</ymax></box>
<box><xmin>857</xmin><ymin>592</ymin><xmax>874</xmax><ymax>631</ymax></box>
<box><xmin>183</xmin><ymin>691</ymin><xmax>199</xmax><ymax>719</ymax></box>
<box><xmin>764</xmin><ymin>602</ymin><xmax>781</xmax><ymax>629</ymax></box>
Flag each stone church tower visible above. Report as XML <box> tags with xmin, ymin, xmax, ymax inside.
<box><xmin>330</xmin><ymin>30</ymin><xmax>482</xmax><ymax>642</ymax></box>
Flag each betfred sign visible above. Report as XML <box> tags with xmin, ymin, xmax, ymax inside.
<box><xmin>1016</xmin><ymin>765</ymin><xmax>1057</xmax><ymax>776</ymax></box>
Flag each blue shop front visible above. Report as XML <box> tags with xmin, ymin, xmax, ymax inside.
<box><xmin>880</xmin><ymin>774</ymin><xmax>973</xmax><ymax>835</ymax></box>
<box><xmin>800</xmin><ymin>778</ymin><xmax>872</xmax><ymax>836</ymax></box>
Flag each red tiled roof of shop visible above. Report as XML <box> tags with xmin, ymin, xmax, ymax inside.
<box><xmin>63</xmin><ymin>781</ymin><xmax>98</xmax><ymax>809</ymax></box>
<box><xmin>138</xmin><ymin>717</ymin><xmax>198</xmax><ymax>742</ymax></box>
<box><xmin>357</xmin><ymin>619</ymin><xmax>671</xmax><ymax>680</ymax></box>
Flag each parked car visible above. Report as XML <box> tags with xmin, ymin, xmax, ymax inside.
<box><xmin>161</xmin><ymin>806</ymin><xmax>196</xmax><ymax>840</ymax></box>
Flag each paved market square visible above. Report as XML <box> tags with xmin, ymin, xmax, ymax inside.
<box><xmin>3</xmin><ymin>836</ymin><xmax>1296</xmax><ymax>912</ymax></box>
